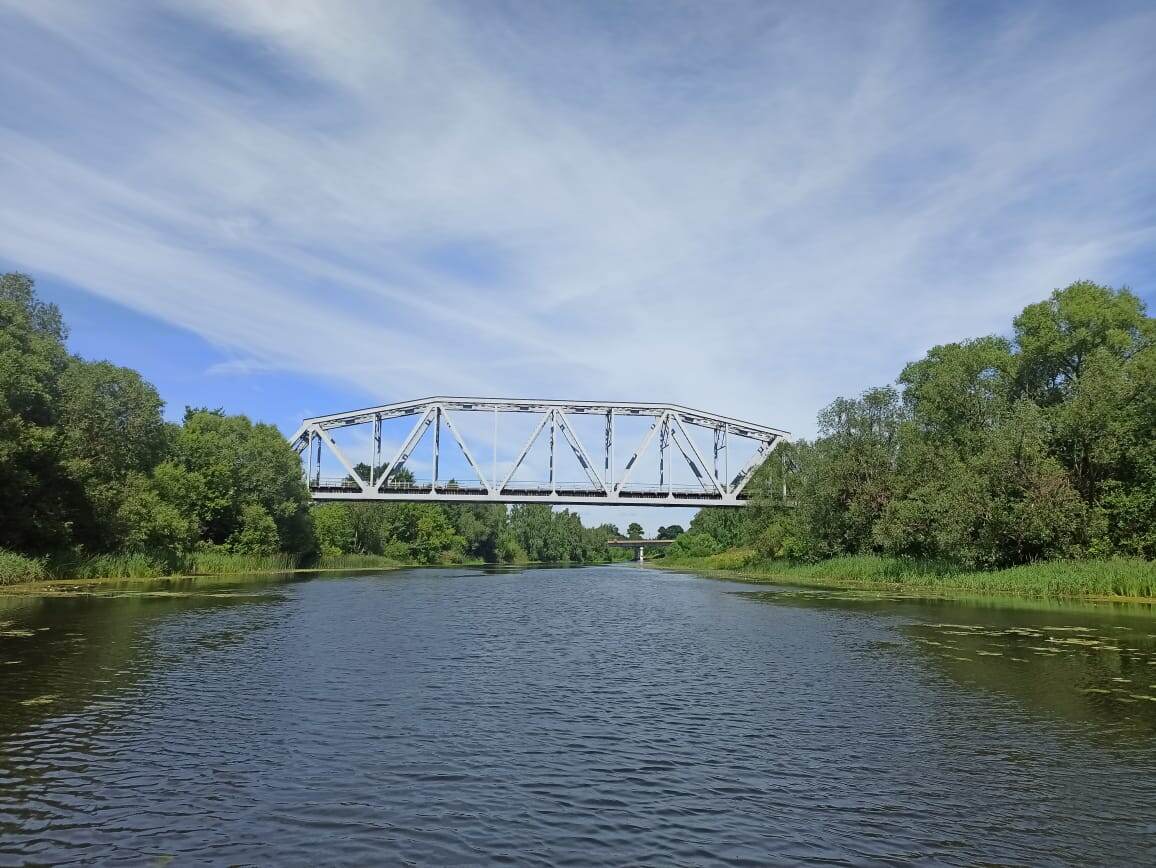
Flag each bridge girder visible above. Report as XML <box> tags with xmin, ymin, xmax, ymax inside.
<box><xmin>291</xmin><ymin>397</ymin><xmax>790</xmax><ymax>508</ymax></box>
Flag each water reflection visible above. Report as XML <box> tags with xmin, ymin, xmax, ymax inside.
<box><xmin>2</xmin><ymin>568</ymin><xmax>1155</xmax><ymax>864</ymax></box>
<box><xmin>0</xmin><ymin>575</ymin><xmax>289</xmax><ymax>736</ymax></box>
<box><xmin>744</xmin><ymin>587</ymin><xmax>1156</xmax><ymax>736</ymax></box>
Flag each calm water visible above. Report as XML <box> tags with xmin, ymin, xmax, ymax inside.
<box><xmin>2</xmin><ymin>566</ymin><xmax>1156</xmax><ymax>865</ymax></box>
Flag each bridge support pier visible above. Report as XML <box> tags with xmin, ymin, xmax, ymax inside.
<box><xmin>637</xmin><ymin>545</ymin><xmax>645</xmax><ymax>563</ymax></box>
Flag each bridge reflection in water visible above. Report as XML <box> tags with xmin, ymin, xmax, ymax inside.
<box><xmin>292</xmin><ymin>397</ymin><xmax>790</xmax><ymax>508</ymax></box>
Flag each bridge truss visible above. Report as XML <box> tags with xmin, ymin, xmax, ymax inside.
<box><xmin>290</xmin><ymin>397</ymin><xmax>790</xmax><ymax>508</ymax></box>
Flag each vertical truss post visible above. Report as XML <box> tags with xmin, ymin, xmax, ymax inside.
<box><xmin>371</xmin><ymin>414</ymin><xmax>381</xmax><ymax>488</ymax></box>
<box><xmin>306</xmin><ymin>430</ymin><xmax>314</xmax><ymax>484</ymax></box>
<box><xmin>658</xmin><ymin>414</ymin><xmax>671</xmax><ymax>494</ymax></box>
<box><xmin>432</xmin><ymin>406</ymin><xmax>441</xmax><ymax>492</ymax></box>
<box><xmin>313</xmin><ymin>432</ymin><xmax>322</xmax><ymax>486</ymax></box>
<box><xmin>724</xmin><ymin>423</ymin><xmax>729</xmax><ymax>493</ymax></box>
<box><xmin>714</xmin><ymin>425</ymin><xmax>724</xmax><ymax>490</ymax></box>
<box><xmin>548</xmin><ymin>410</ymin><xmax>556</xmax><ymax>493</ymax></box>
<box><xmin>605</xmin><ymin>409</ymin><xmax>614</xmax><ymax>494</ymax></box>
<box><xmin>492</xmin><ymin>408</ymin><xmax>498</xmax><ymax>492</ymax></box>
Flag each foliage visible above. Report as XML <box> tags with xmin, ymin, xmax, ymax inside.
<box><xmin>56</xmin><ymin>358</ymin><xmax>168</xmax><ymax>551</ymax></box>
<box><xmin>626</xmin><ymin>522</ymin><xmax>644</xmax><ymax>540</ymax></box>
<box><xmin>0</xmin><ymin>273</ymin><xmax>70</xmax><ymax>553</ymax></box>
<box><xmin>680</xmin><ymin>280</ymin><xmax>1156</xmax><ymax>585</ymax></box>
<box><xmin>187</xmin><ymin>548</ymin><xmax>299</xmax><ymax>575</ymax></box>
<box><xmin>166</xmin><ymin>409</ymin><xmax>314</xmax><ymax>556</ymax></box>
<box><xmin>0</xmin><ymin>550</ymin><xmax>47</xmax><ymax>586</ymax></box>
<box><xmin>667</xmin><ymin>531</ymin><xmax>722</xmax><ymax>558</ymax></box>
<box><xmin>508</xmin><ymin>505</ymin><xmax>612</xmax><ymax>563</ymax></box>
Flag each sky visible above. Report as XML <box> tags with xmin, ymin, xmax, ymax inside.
<box><xmin>2</xmin><ymin>0</ymin><xmax>1155</xmax><ymax>534</ymax></box>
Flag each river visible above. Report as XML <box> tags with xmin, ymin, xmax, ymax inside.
<box><xmin>1</xmin><ymin>565</ymin><xmax>1155</xmax><ymax>864</ymax></box>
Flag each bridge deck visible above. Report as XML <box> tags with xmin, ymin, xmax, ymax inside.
<box><xmin>310</xmin><ymin>479</ymin><xmax>748</xmax><ymax>508</ymax></box>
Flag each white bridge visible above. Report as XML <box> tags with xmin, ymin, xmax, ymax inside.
<box><xmin>291</xmin><ymin>397</ymin><xmax>789</xmax><ymax>508</ymax></box>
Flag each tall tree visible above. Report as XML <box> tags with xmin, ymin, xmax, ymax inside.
<box><xmin>0</xmin><ymin>273</ymin><xmax>70</xmax><ymax>553</ymax></box>
<box><xmin>57</xmin><ymin>359</ymin><xmax>167</xmax><ymax>550</ymax></box>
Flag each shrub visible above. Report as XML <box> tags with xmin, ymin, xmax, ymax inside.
<box><xmin>0</xmin><ymin>550</ymin><xmax>47</xmax><ymax>585</ymax></box>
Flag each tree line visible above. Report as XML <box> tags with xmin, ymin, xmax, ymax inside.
<box><xmin>0</xmin><ymin>273</ymin><xmax>620</xmax><ymax>575</ymax></box>
<box><xmin>675</xmin><ymin>281</ymin><xmax>1155</xmax><ymax>569</ymax></box>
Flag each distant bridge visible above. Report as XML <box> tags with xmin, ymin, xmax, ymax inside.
<box><xmin>607</xmin><ymin>538</ymin><xmax>673</xmax><ymax>562</ymax></box>
<box><xmin>291</xmin><ymin>397</ymin><xmax>790</xmax><ymax>508</ymax></box>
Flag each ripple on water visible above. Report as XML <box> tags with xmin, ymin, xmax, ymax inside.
<box><xmin>0</xmin><ymin>568</ymin><xmax>1155</xmax><ymax>864</ymax></box>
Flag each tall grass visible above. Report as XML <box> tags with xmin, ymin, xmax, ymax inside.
<box><xmin>661</xmin><ymin>550</ymin><xmax>1156</xmax><ymax>600</ymax></box>
<box><xmin>62</xmin><ymin>553</ymin><xmax>170</xmax><ymax>580</ymax></box>
<box><xmin>187</xmin><ymin>550</ymin><xmax>298</xmax><ymax>576</ymax></box>
<box><xmin>0</xmin><ymin>550</ymin><xmax>47</xmax><ymax>586</ymax></box>
<box><xmin>311</xmin><ymin>553</ymin><xmax>406</xmax><ymax>570</ymax></box>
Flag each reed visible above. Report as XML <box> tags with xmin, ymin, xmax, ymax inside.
<box><xmin>188</xmin><ymin>550</ymin><xmax>299</xmax><ymax>575</ymax></box>
<box><xmin>661</xmin><ymin>551</ymin><xmax>1156</xmax><ymax>600</ymax></box>
<box><xmin>61</xmin><ymin>553</ymin><xmax>169</xmax><ymax>579</ymax></box>
<box><xmin>311</xmin><ymin>553</ymin><xmax>406</xmax><ymax>571</ymax></box>
<box><xmin>0</xmin><ymin>550</ymin><xmax>47</xmax><ymax>586</ymax></box>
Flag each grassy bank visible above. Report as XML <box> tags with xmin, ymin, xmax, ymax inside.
<box><xmin>659</xmin><ymin>549</ymin><xmax>1156</xmax><ymax>601</ymax></box>
<box><xmin>0</xmin><ymin>547</ymin><xmax>510</xmax><ymax>591</ymax></box>
<box><xmin>0</xmin><ymin>548</ymin><xmax>394</xmax><ymax>588</ymax></box>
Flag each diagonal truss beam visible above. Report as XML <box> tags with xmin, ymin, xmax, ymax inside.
<box><xmin>308</xmin><ymin>424</ymin><xmax>369</xmax><ymax>492</ymax></box>
<box><xmin>553</xmin><ymin>410</ymin><xmax>605</xmax><ymax>491</ymax></box>
<box><xmin>730</xmin><ymin>438</ymin><xmax>779</xmax><ymax>495</ymax></box>
<box><xmin>615</xmin><ymin>412</ymin><xmax>665</xmax><ymax>493</ymax></box>
<box><xmin>499</xmin><ymin>410</ymin><xmax>552</xmax><ymax>491</ymax></box>
<box><xmin>375</xmin><ymin>405</ymin><xmax>436</xmax><ymax>491</ymax></box>
<box><xmin>438</xmin><ymin>405</ymin><xmax>493</xmax><ymax>492</ymax></box>
<box><xmin>670</xmin><ymin>414</ymin><xmax>725</xmax><ymax>495</ymax></box>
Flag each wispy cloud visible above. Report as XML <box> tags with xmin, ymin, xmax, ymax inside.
<box><xmin>1</xmin><ymin>0</ymin><xmax>1154</xmax><ymax>446</ymax></box>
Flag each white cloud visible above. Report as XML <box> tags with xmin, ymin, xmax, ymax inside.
<box><xmin>1</xmin><ymin>0</ymin><xmax>1154</xmax><ymax>472</ymax></box>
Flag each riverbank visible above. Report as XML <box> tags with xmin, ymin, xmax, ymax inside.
<box><xmin>0</xmin><ymin>549</ymin><xmax>433</xmax><ymax>592</ymax></box>
<box><xmin>657</xmin><ymin>549</ymin><xmax>1156</xmax><ymax>603</ymax></box>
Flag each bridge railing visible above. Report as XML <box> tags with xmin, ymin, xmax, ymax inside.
<box><xmin>310</xmin><ymin>477</ymin><xmax>746</xmax><ymax>500</ymax></box>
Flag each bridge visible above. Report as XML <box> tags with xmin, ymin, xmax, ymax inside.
<box><xmin>607</xmin><ymin>538</ymin><xmax>673</xmax><ymax>562</ymax></box>
<box><xmin>291</xmin><ymin>397</ymin><xmax>789</xmax><ymax>508</ymax></box>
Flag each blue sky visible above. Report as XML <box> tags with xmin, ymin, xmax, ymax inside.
<box><xmin>2</xmin><ymin>1</ymin><xmax>1155</xmax><ymax>533</ymax></box>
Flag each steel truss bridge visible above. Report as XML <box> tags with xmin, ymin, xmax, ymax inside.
<box><xmin>291</xmin><ymin>397</ymin><xmax>790</xmax><ymax>508</ymax></box>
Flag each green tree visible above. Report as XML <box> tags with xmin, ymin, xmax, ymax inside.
<box><xmin>228</xmin><ymin>503</ymin><xmax>282</xmax><ymax>555</ymax></box>
<box><xmin>1014</xmin><ymin>281</ymin><xmax>1153</xmax><ymax>404</ymax></box>
<box><xmin>410</xmin><ymin>507</ymin><xmax>464</xmax><ymax>564</ymax></box>
<box><xmin>898</xmin><ymin>336</ymin><xmax>1015</xmax><ymax>446</ymax></box>
<box><xmin>627</xmin><ymin>522</ymin><xmax>644</xmax><ymax>540</ymax></box>
<box><xmin>166</xmin><ymin>409</ymin><xmax>313</xmax><ymax>555</ymax></box>
<box><xmin>311</xmin><ymin>503</ymin><xmax>357</xmax><ymax>556</ymax></box>
<box><xmin>114</xmin><ymin>473</ymin><xmax>198</xmax><ymax>566</ymax></box>
<box><xmin>0</xmin><ymin>273</ymin><xmax>70</xmax><ymax>553</ymax></box>
<box><xmin>57</xmin><ymin>358</ymin><xmax>168</xmax><ymax>551</ymax></box>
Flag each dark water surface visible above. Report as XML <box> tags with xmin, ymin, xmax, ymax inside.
<box><xmin>2</xmin><ymin>566</ymin><xmax>1156</xmax><ymax>865</ymax></box>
